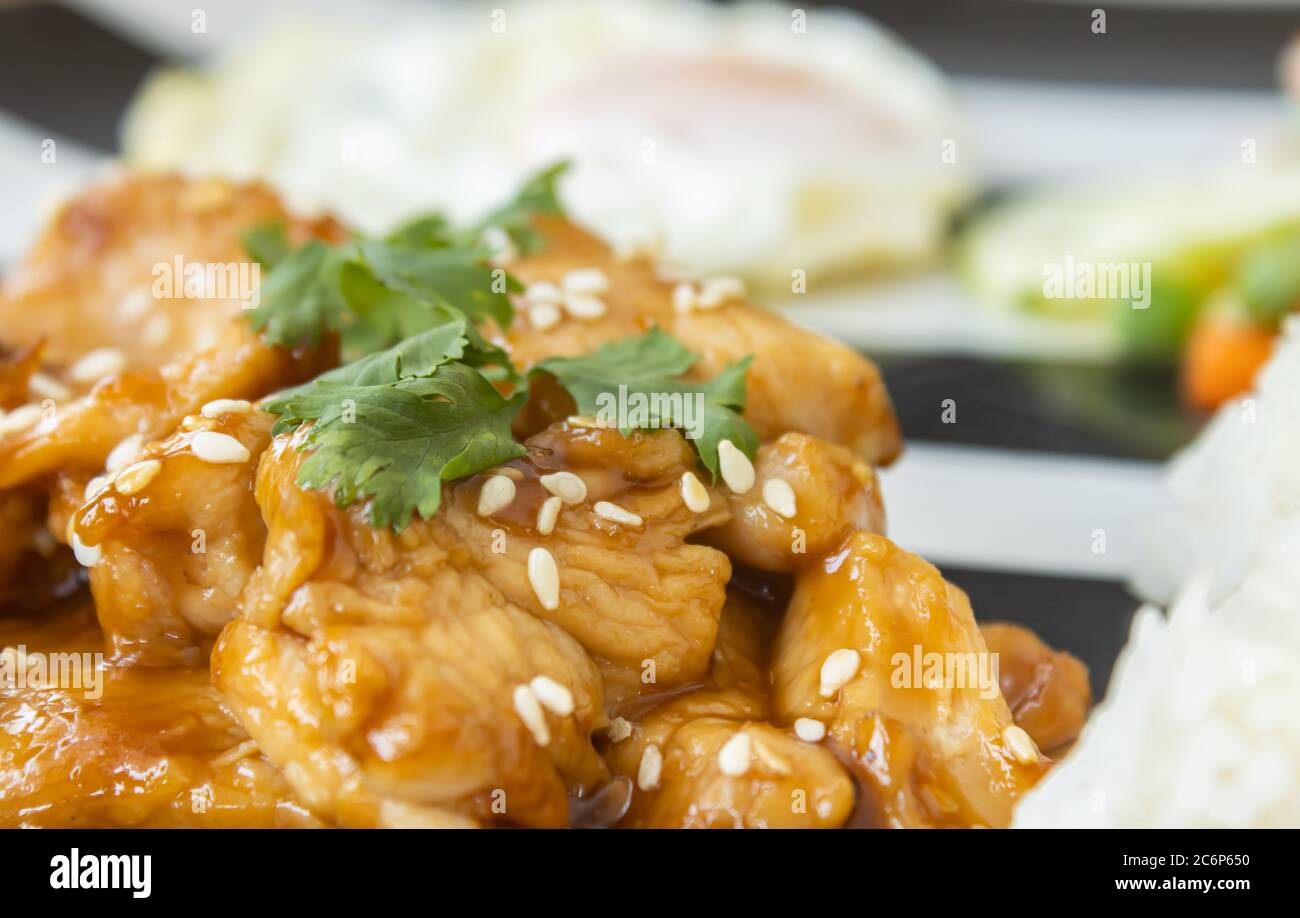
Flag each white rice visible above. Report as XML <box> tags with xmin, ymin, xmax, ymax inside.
<box><xmin>1018</xmin><ymin>319</ymin><xmax>1300</xmax><ymax>827</ymax></box>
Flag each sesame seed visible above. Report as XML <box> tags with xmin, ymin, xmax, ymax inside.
<box><xmin>191</xmin><ymin>431</ymin><xmax>250</xmax><ymax>464</ymax></box>
<box><xmin>0</xmin><ymin>404</ymin><xmax>43</xmax><ymax>435</ymax></box>
<box><xmin>637</xmin><ymin>744</ymin><xmax>663</xmax><ymax>791</ymax></box>
<box><xmin>536</xmin><ymin>495</ymin><xmax>562</xmax><ymax>535</ymax></box>
<box><xmin>476</xmin><ymin>474</ymin><xmax>516</xmax><ymax>517</ymax></box>
<box><xmin>528</xmin><ymin>302</ymin><xmax>562</xmax><ymax>331</ymax></box>
<box><xmin>762</xmin><ymin>478</ymin><xmax>797</xmax><ymax>519</ymax></box>
<box><xmin>68</xmin><ymin>529</ymin><xmax>100</xmax><ymax>568</ymax></box>
<box><xmin>679</xmin><ymin>470</ymin><xmax>710</xmax><ymax>513</ymax></box>
<box><xmin>816</xmin><ymin>799</ymin><xmax>833</xmax><ymax>819</ymax></box>
<box><xmin>717</xmin><ymin>440</ymin><xmax>755</xmax><ymax>494</ymax></box>
<box><xmin>697</xmin><ymin>275</ymin><xmax>746</xmax><ymax>308</ymax></box>
<box><xmin>819</xmin><ymin>648</ymin><xmax>861</xmax><ymax>698</ymax></box>
<box><xmin>143</xmin><ymin>313</ymin><xmax>172</xmax><ymax>347</ymax></box>
<box><xmin>69</xmin><ymin>348</ymin><xmax>126</xmax><ymax>384</ymax></box>
<box><xmin>117</xmin><ymin>287</ymin><xmax>153</xmax><ymax>321</ymax></box>
<box><xmin>671</xmin><ymin>282</ymin><xmax>697</xmax><ymax>315</ymax></box>
<box><xmin>566</xmin><ymin>415</ymin><xmax>612</xmax><ymax>430</ymax></box>
<box><xmin>512</xmin><ymin>685</ymin><xmax>551</xmax><ymax>747</ymax></box>
<box><xmin>563</xmin><ymin>294</ymin><xmax>607</xmax><ymax>320</ymax></box>
<box><xmin>529</xmin><ymin>675</ymin><xmax>575</xmax><ymax>716</ymax></box>
<box><xmin>28</xmin><ymin>373</ymin><xmax>70</xmax><ymax>401</ymax></box>
<box><xmin>606</xmin><ymin>717</ymin><xmax>633</xmax><ymax>743</ymax></box>
<box><xmin>1003</xmin><ymin>724</ymin><xmax>1039</xmax><ymax>764</ymax></box>
<box><xmin>562</xmin><ymin>268</ymin><xmax>609</xmax><ymax>296</ymax></box>
<box><xmin>201</xmin><ymin>398</ymin><xmax>253</xmax><ymax>418</ymax></box>
<box><xmin>527</xmin><ymin>546</ymin><xmax>560</xmax><ymax>611</ymax></box>
<box><xmin>593</xmin><ymin>501</ymin><xmax>643</xmax><ymax>528</ymax></box>
<box><xmin>106</xmin><ymin>434</ymin><xmax>144</xmax><ymax>473</ymax></box>
<box><xmin>84</xmin><ymin>475</ymin><xmax>111</xmax><ymax>501</ymax></box>
<box><xmin>114</xmin><ymin>459</ymin><xmax>162</xmax><ymax>495</ymax></box>
<box><xmin>717</xmin><ymin>731</ymin><xmax>751</xmax><ymax>777</ymax></box>
<box><xmin>539</xmin><ymin>471</ymin><xmax>587</xmax><ymax>505</ymax></box>
<box><xmin>524</xmin><ymin>281</ymin><xmax>563</xmax><ymax>304</ymax></box>
<box><xmin>794</xmin><ymin>718</ymin><xmax>826</xmax><ymax>742</ymax></box>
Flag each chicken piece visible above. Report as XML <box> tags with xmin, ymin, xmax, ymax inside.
<box><xmin>216</xmin><ymin>433</ymin><xmax>611</xmax><ymax>828</ymax></box>
<box><xmin>59</xmin><ymin>409</ymin><xmax>274</xmax><ymax>666</ymax></box>
<box><xmin>772</xmin><ymin>532</ymin><xmax>1048</xmax><ymax>828</ymax></box>
<box><xmin>432</xmin><ymin>421</ymin><xmax>733</xmax><ymax>694</ymax></box>
<box><xmin>605</xmin><ymin>593</ymin><xmax>855</xmax><ymax>828</ymax></box>
<box><xmin>0</xmin><ymin>172</ymin><xmax>339</xmax><ymax>369</ymax></box>
<box><xmin>980</xmin><ymin>622</ymin><xmax>1091</xmax><ymax>756</ymax></box>
<box><xmin>0</xmin><ymin>343</ymin><xmax>41</xmax><ymax>410</ymax></box>
<box><xmin>500</xmin><ymin>217</ymin><xmax>901</xmax><ymax>466</ymax></box>
<box><xmin>704</xmin><ymin>432</ymin><xmax>886</xmax><ymax>572</ymax></box>
<box><xmin>0</xmin><ymin>604</ymin><xmax>316</xmax><ymax>828</ymax></box>
<box><xmin>0</xmin><ymin>173</ymin><xmax>340</xmax><ymax>490</ymax></box>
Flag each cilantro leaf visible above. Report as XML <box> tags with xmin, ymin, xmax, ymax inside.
<box><xmin>264</xmin><ymin>336</ymin><xmax>526</xmax><ymax>530</ymax></box>
<box><xmin>242</xmin><ymin>221</ymin><xmax>292</xmax><ymax>268</ymax></box>
<box><xmin>472</xmin><ymin>161</ymin><xmax>569</xmax><ymax>254</ymax></box>
<box><xmin>247</xmin><ymin>240</ymin><xmax>349</xmax><ymax>347</ymax></box>
<box><xmin>532</xmin><ymin>327</ymin><xmax>756</xmax><ymax>480</ymax></box>
<box><xmin>357</xmin><ymin>239</ymin><xmax>519</xmax><ymax>329</ymax></box>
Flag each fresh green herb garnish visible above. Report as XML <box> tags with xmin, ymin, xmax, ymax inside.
<box><xmin>533</xmin><ymin>327</ymin><xmax>756</xmax><ymax>481</ymax></box>
<box><xmin>251</xmin><ymin>163</ymin><xmax>756</xmax><ymax>530</ymax></box>
<box><xmin>262</xmin><ymin>315</ymin><xmax>527</xmax><ymax>530</ymax></box>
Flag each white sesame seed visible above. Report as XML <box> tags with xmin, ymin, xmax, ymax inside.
<box><xmin>593</xmin><ymin>501</ymin><xmax>643</xmax><ymax>529</ymax></box>
<box><xmin>0</xmin><ymin>404</ymin><xmax>43</xmax><ymax>435</ymax></box>
<box><xmin>762</xmin><ymin>478</ymin><xmax>797</xmax><ymax>519</ymax></box>
<box><xmin>697</xmin><ymin>275</ymin><xmax>746</xmax><ymax>309</ymax></box>
<box><xmin>116</xmin><ymin>286</ymin><xmax>154</xmax><ymax>321</ymax></box>
<box><xmin>69</xmin><ymin>348</ymin><xmax>126</xmax><ymax>384</ymax></box>
<box><xmin>794</xmin><ymin>718</ymin><xmax>826</xmax><ymax>742</ymax></box>
<box><xmin>527</xmin><ymin>546</ymin><xmax>560</xmax><ymax>611</ymax></box>
<box><xmin>539</xmin><ymin>471</ymin><xmax>587</xmax><ymax>505</ymax></box>
<box><xmin>671</xmin><ymin>282</ymin><xmax>697</xmax><ymax>315</ymax></box>
<box><xmin>1003</xmin><ymin>724</ymin><xmax>1039</xmax><ymax>764</ymax></box>
<box><xmin>201</xmin><ymin>398</ymin><xmax>253</xmax><ymax>418</ymax></box>
<box><xmin>113</xmin><ymin>459</ymin><xmax>162</xmax><ymax>495</ymax></box>
<box><xmin>637</xmin><ymin>744</ymin><xmax>663</xmax><ymax>791</ymax></box>
<box><xmin>28</xmin><ymin>372</ymin><xmax>70</xmax><ymax>401</ymax></box>
<box><xmin>717</xmin><ymin>731</ymin><xmax>752</xmax><ymax>777</ymax></box>
<box><xmin>512</xmin><ymin>685</ymin><xmax>551</xmax><ymax>747</ymax></box>
<box><xmin>816</xmin><ymin>799</ymin><xmax>833</xmax><ymax>819</ymax></box>
<box><xmin>69</xmin><ymin>530</ymin><xmax>100</xmax><ymax>568</ymax></box>
<box><xmin>536</xmin><ymin>495</ymin><xmax>562</xmax><ymax>535</ymax></box>
<box><xmin>476</xmin><ymin>474</ymin><xmax>516</xmax><ymax>517</ymax></box>
<box><xmin>717</xmin><ymin>440</ymin><xmax>755</xmax><ymax>495</ymax></box>
<box><xmin>524</xmin><ymin>281</ymin><xmax>564</xmax><ymax>304</ymax></box>
<box><xmin>679</xmin><ymin>471</ymin><xmax>710</xmax><ymax>514</ymax></box>
<box><xmin>819</xmin><ymin>648</ymin><xmax>861</xmax><ymax>698</ymax></box>
<box><xmin>84</xmin><ymin>475</ymin><xmax>111</xmax><ymax>501</ymax></box>
<box><xmin>561</xmin><ymin>268</ymin><xmax>609</xmax><ymax>296</ymax></box>
<box><xmin>528</xmin><ymin>302</ymin><xmax>562</xmax><ymax>331</ymax></box>
<box><xmin>190</xmin><ymin>431</ymin><xmax>250</xmax><ymax>464</ymax></box>
<box><xmin>529</xmin><ymin>675</ymin><xmax>575</xmax><ymax>716</ymax></box>
<box><xmin>563</xmin><ymin>294</ymin><xmax>607</xmax><ymax>320</ymax></box>
<box><xmin>142</xmin><ymin>313</ymin><xmax>172</xmax><ymax>347</ymax></box>
<box><xmin>606</xmin><ymin>717</ymin><xmax>633</xmax><ymax>743</ymax></box>
<box><xmin>106</xmin><ymin>434</ymin><xmax>144</xmax><ymax>473</ymax></box>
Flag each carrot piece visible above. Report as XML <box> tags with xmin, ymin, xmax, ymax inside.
<box><xmin>1181</xmin><ymin>314</ymin><xmax>1276</xmax><ymax>411</ymax></box>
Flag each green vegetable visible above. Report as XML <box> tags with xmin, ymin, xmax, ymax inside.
<box><xmin>247</xmin><ymin>240</ymin><xmax>349</xmax><ymax>347</ymax></box>
<box><xmin>1237</xmin><ymin>234</ymin><xmax>1300</xmax><ymax>325</ymax></box>
<box><xmin>262</xmin><ymin>322</ymin><xmax>527</xmax><ymax>530</ymax></box>
<box><xmin>534</xmin><ymin>327</ymin><xmax>756</xmax><ymax>480</ymax></box>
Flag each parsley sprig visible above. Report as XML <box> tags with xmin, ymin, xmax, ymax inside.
<box><xmin>248</xmin><ymin>165</ymin><xmax>756</xmax><ymax>530</ymax></box>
